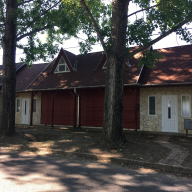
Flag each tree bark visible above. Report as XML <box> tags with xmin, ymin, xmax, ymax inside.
<box><xmin>102</xmin><ymin>0</ymin><xmax>130</xmax><ymax>148</ymax></box>
<box><xmin>0</xmin><ymin>0</ymin><xmax>17</xmax><ymax>136</ymax></box>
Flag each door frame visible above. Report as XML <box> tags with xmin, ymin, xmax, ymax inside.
<box><xmin>162</xmin><ymin>95</ymin><xmax>178</xmax><ymax>133</ymax></box>
<box><xmin>21</xmin><ymin>98</ymin><xmax>30</xmax><ymax>124</ymax></box>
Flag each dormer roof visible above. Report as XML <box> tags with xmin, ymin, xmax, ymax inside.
<box><xmin>51</xmin><ymin>48</ymin><xmax>75</xmax><ymax>73</ymax></box>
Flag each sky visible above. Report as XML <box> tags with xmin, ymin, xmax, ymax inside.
<box><xmin>0</xmin><ymin>1</ymin><xmax>192</xmax><ymax>65</ymax></box>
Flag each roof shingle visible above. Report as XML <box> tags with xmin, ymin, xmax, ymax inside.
<box><xmin>138</xmin><ymin>44</ymin><xmax>192</xmax><ymax>85</ymax></box>
<box><xmin>28</xmin><ymin>50</ymin><xmax>142</xmax><ymax>90</ymax></box>
<box><xmin>16</xmin><ymin>63</ymin><xmax>49</xmax><ymax>91</ymax></box>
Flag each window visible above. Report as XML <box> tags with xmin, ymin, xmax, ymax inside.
<box><xmin>33</xmin><ymin>98</ymin><xmax>37</xmax><ymax>113</ymax></box>
<box><xmin>181</xmin><ymin>95</ymin><xmax>191</xmax><ymax>117</ymax></box>
<box><xmin>102</xmin><ymin>61</ymin><xmax>107</xmax><ymax>69</ymax></box>
<box><xmin>55</xmin><ymin>56</ymin><xmax>70</xmax><ymax>73</ymax></box>
<box><xmin>16</xmin><ymin>99</ymin><xmax>20</xmax><ymax>113</ymax></box>
<box><xmin>148</xmin><ymin>96</ymin><xmax>156</xmax><ymax>115</ymax></box>
<box><xmin>168</xmin><ymin>98</ymin><xmax>171</xmax><ymax>119</ymax></box>
<box><xmin>127</xmin><ymin>59</ymin><xmax>131</xmax><ymax>67</ymax></box>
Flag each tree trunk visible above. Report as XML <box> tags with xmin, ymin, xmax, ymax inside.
<box><xmin>103</xmin><ymin>0</ymin><xmax>129</xmax><ymax>148</ymax></box>
<box><xmin>0</xmin><ymin>0</ymin><xmax>17</xmax><ymax>136</ymax></box>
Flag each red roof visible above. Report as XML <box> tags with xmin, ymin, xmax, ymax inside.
<box><xmin>28</xmin><ymin>50</ymin><xmax>141</xmax><ymax>90</ymax></box>
<box><xmin>3</xmin><ymin>44</ymin><xmax>191</xmax><ymax>92</ymax></box>
<box><xmin>0</xmin><ymin>63</ymin><xmax>25</xmax><ymax>85</ymax></box>
<box><xmin>139</xmin><ymin>44</ymin><xmax>192</xmax><ymax>85</ymax></box>
<box><xmin>16</xmin><ymin>63</ymin><xmax>49</xmax><ymax>91</ymax></box>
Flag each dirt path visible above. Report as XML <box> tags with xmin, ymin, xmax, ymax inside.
<box><xmin>156</xmin><ymin>136</ymin><xmax>189</xmax><ymax>166</ymax></box>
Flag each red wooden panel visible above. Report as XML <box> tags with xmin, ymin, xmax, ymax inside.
<box><xmin>41</xmin><ymin>91</ymin><xmax>52</xmax><ymax>124</ymax></box>
<box><xmin>41</xmin><ymin>90</ymin><xmax>74</xmax><ymax>125</ymax></box>
<box><xmin>81</xmin><ymin>88</ymin><xmax>105</xmax><ymax>127</ymax></box>
<box><xmin>123</xmin><ymin>87</ymin><xmax>140</xmax><ymax>129</ymax></box>
<box><xmin>41</xmin><ymin>87</ymin><xmax>139</xmax><ymax>129</ymax></box>
<box><xmin>53</xmin><ymin>90</ymin><xmax>74</xmax><ymax>125</ymax></box>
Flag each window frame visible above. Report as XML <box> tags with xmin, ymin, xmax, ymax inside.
<box><xmin>102</xmin><ymin>61</ymin><xmax>107</xmax><ymax>69</ymax></box>
<box><xmin>55</xmin><ymin>56</ymin><xmax>70</xmax><ymax>73</ymax></box>
<box><xmin>33</xmin><ymin>98</ymin><xmax>37</xmax><ymax>113</ymax></box>
<box><xmin>181</xmin><ymin>95</ymin><xmax>191</xmax><ymax>117</ymax></box>
<box><xmin>148</xmin><ymin>95</ymin><xmax>156</xmax><ymax>116</ymax></box>
<box><xmin>16</xmin><ymin>98</ymin><xmax>21</xmax><ymax>113</ymax></box>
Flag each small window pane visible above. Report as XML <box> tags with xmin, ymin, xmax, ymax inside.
<box><xmin>66</xmin><ymin>65</ymin><xmax>69</xmax><ymax>71</ymax></box>
<box><xmin>59</xmin><ymin>65</ymin><xmax>65</xmax><ymax>72</ymax></box>
<box><xmin>182</xmin><ymin>96</ymin><xmax>190</xmax><ymax>117</ymax></box>
<box><xmin>55</xmin><ymin>66</ymin><xmax>59</xmax><ymax>72</ymax></box>
<box><xmin>168</xmin><ymin>98</ymin><xmax>171</xmax><ymax>119</ymax></box>
<box><xmin>149</xmin><ymin>96</ymin><xmax>155</xmax><ymax>115</ymax></box>
<box><xmin>33</xmin><ymin>99</ymin><xmax>37</xmax><ymax>113</ymax></box>
<box><xmin>16</xmin><ymin>99</ymin><xmax>20</xmax><ymax>112</ymax></box>
<box><xmin>59</xmin><ymin>57</ymin><xmax>65</xmax><ymax>64</ymax></box>
<box><xmin>25</xmin><ymin>100</ymin><xmax>26</xmax><ymax>115</ymax></box>
<box><xmin>103</xmin><ymin>61</ymin><xmax>107</xmax><ymax>68</ymax></box>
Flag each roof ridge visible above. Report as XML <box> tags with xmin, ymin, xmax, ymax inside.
<box><xmin>155</xmin><ymin>44</ymin><xmax>192</xmax><ymax>51</ymax></box>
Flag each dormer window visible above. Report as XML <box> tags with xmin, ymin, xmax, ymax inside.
<box><xmin>102</xmin><ymin>61</ymin><xmax>107</xmax><ymax>69</ymax></box>
<box><xmin>127</xmin><ymin>59</ymin><xmax>131</xmax><ymax>67</ymax></box>
<box><xmin>55</xmin><ymin>56</ymin><xmax>70</xmax><ymax>73</ymax></box>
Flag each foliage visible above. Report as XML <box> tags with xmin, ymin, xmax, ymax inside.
<box><xmin>138</xmin><ymin>49</ymin><xmax>163</xmax><ymax>68</ymax></box>
<box><xmin>0</xmin><ymin>0</ymin><xmax>107</xmax><ymax>65</ymax></box>
<box><xmin>1</xmin><ymin>0</ymin><xmax>192</xmax><ymax>64</ymax></box>
<box><xmin>79</xmin><ymin>0</ymin><xmax>192</xmax><ymax>65</ymax></box>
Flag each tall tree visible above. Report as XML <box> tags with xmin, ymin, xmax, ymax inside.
<box><xmin>0</xmin><ymin>0</ymin><xmax>105</xmax><ymax>136</ymax></box>
<box><xmin>79</xmin><ymin>0</ymin><xmax>192</xmax><ymax>148</ymax></box>
<box><xmin>0</xmin><ymin>0</ymin><xmax>17</xmax><ymax>135</ymax></box>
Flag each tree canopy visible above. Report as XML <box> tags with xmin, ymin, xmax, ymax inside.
<box><xmin>80</xmin><ymin>0</ymin><xmax>192</xmax><ymax>66</ymax></box>
<box><xmin>0</xmin><ymin>0</ymin><xmax>107</xmax><ymax>64</ymax></box>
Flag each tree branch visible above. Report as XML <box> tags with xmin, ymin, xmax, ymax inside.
<box><xmin>40</xmin><ymin>0</ymin><xmax>62</xmax><ymax>17</ymax></box>
<box><xmin>17</xmin><ymin>0</ymin><xmax>62</xmax><ymax>38</ymax></box>
<box><xmin>80</xmin><ymin>0</ymin><xmax>108</xmax><ymax>53</ymax></box>
<box><xmin>18</xmin><ymin>0</ymin><xmax>34</xmax><ymax>6</ymax></box>
<box><xmin>17</xmin><ymin>25</ymin><xmax>50</xmax><ymax>41</ymax></box>
<box><xmin>0</xmin><ymin>0</ymin><xmax>5</xmax><ymax>24</ymax></box>
<box><xmin>128</xmin><ymin>4</ymin><xmax>158</xmax><ymax>18</ymax></box>
<box><xmin>126</xmin><ymin>13</ymin><xmax>192</xmax><ymax>60</ymax></box>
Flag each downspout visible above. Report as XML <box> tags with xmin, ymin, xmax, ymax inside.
<box><xmin>30</xmin><ymin>92</ymin><xmax>33</xmax><ymax>126</ymax></box>
<box><xmin>30</xmin><ymin>91</ymin><xmax>37</xmax><ymax>126</ymax></box>
<box><xmin>135</xmin><ymin>87</ymin><xmax>138</xmax><ymax>132</ymax></box>
<box><xmin>51</xmin><ymin>92</ymin><xmax>54</xmax><ymax>127</ymax></box>
<box><xmin>74</xmin><ymin>88</ymin><xmax>80</xmax><ymax>128</ymax></box>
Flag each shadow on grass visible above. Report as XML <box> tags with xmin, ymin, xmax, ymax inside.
<box><xmin>0</xmin><ymin>125</ymin><xmax>173</xmax><ymax>165</ymax></box>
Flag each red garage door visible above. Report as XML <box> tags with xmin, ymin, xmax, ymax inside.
<box><xmin>41</xmin><ymin>90</ymin><xmax>75</xmax><ymax>125</ymax></box>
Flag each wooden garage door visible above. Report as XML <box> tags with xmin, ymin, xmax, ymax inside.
<box><xmin>41</xmin><ymin>90</ymin><xmax>74</xmax><ymax>125</ymax></box>
<box><xmin>123</xmin><ymin>87</ymin><xmax>139</xmax><ymax>129</ymax></box>
<box><xmin>80</xmin><ymin>88</ymin><xmax>105</xmax><ymax>127</ymax></box>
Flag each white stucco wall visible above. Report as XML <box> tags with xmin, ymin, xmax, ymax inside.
<box><xmin>140</xmin><ymin>86</ymin><xmax>192</xmax><ymax>134</ymax></box>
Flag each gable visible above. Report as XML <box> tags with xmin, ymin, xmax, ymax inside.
<box><xmin>51</xmin><ymin>48</ymin><xmax>74</xmax><ymax>73</ymax></box>
<box><xmin>55</xmin><ymin>56</ymin><xmax>70</xmax><ymax>73</ymax></box>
